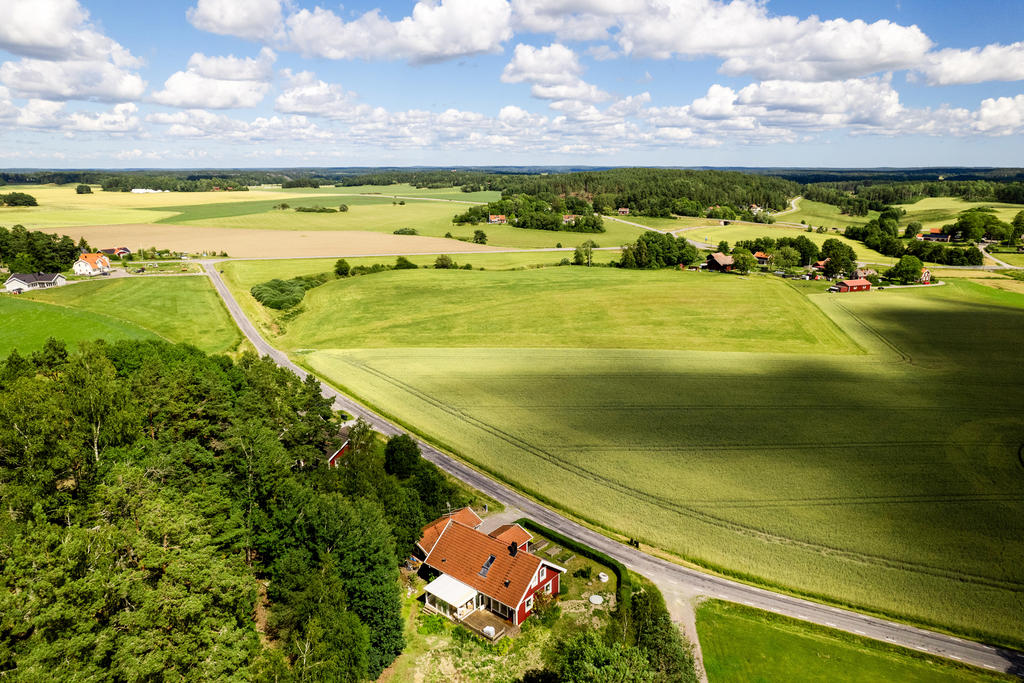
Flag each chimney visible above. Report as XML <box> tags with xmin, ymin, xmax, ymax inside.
<box><xmin>508</xmin><ymin>541</ymin><xmax>518</xmax><ymax>557</ymax></box>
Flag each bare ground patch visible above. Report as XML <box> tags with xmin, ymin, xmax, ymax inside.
<box><xmin>53</xmin><ymin>224</ymin><xmax>507</xmax><ymax>258</ymax></box>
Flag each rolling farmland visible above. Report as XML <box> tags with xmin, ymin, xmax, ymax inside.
<box><xmin>260</xmin><ymin>269</ymin><xmax>1024</xmax><ymax>647</ymax></box>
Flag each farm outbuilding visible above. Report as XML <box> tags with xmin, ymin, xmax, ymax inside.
<box><xmin>836</xmin><ymin>278</ymin><xmax>871</xmax><ymax>292</ymax></box>
<box><xmin>706</xmin><ymin>252</ymin><xmax>735</xmax><ymax>272</ymax></box>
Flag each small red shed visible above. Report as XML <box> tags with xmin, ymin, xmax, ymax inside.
<box><xmin>837</xmin><ymin>278</ymin><xmax>871</xmax><ymax>292</ymax></box>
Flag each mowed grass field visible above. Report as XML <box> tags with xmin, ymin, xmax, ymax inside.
<box><xmin>679</xmin><ymin>222</ymin><xmax>899</xmax><ymax>264</ymax></box>
<box><xmin>892</xmin><ymin>197</ymin><xmax>1024</xmax><ymax>231</ymax></box>
<box><xmin>171</xmin><ymin>198</ymin><xmax>643</xmax><ymax>249</ymax></box>
<box><xmin>697</xmin><ymin>601</ymin><xmax>1009</xmax><ymax>682</ymax></box>
<box><xmin>281</xmin><ymin>268</ymin><xmax>857</xmax><ymax>353</ymax></box>
<box><xmin>261</xmin><ymin>183</ymin><xmax>502</xmax><ymax>203</ymax></box>
<box><xmin>0</xmin><ymin>184</ymin><xmax>318</xmax><ymax>229</ymax></box>
<box><xmin>0</xmin><ymin>295</ymin><xmax>158</xmax><ymax>356</ymax></box>
<box><xmin>18</xmin><ymin>277</ymin><xmax>241</xmax><ymax>354</ymax></box>
<box><xmin>780</xmin><ymin>198</ymin><xmax>879</xmax><ymax>229</ymax></box>
<box><xmin>271</xmin><ymin>270</ymin><xmax>1024</xmax><ymax>646</ymax></box>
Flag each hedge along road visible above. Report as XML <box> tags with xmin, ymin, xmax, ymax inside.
<box><xmin>200</xmin><ymin>260</ymin><xmax>1023</xmax><ymax>678</ymax></box>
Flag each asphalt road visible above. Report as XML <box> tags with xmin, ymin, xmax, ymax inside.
<box><xmin>202</xmin><ymin>261</ymin><xmax>1023</xmax><ymax>677</ymax></box>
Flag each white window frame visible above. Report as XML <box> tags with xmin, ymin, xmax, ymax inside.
<box><xmin>524</xmin><ymin>595</ymin><xmax>534</xmax><ymax>612</ymax></box>
<box><xmin>538</xmin><ymin>566</ymin><xmax>546</xmax><ymax>583</ymax></box>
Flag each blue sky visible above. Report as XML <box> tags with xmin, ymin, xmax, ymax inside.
<box><xmin>0</xmin><ymin>0</ymin><xmax>1022</xmax><ymax>168</ymax></box>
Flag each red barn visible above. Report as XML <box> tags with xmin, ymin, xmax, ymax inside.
<box><xmin>837</xmin><ymin>278</ymin><xmax>871</xmax><ymax>292</ymax></box>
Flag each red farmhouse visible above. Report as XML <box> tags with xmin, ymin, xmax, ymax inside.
<box><xmin>415</xmin><ymin>509</ymin><xmax>563</xmax><ymax>628</ymax></box>
<box><xmin>836</xmin><ymin>278</ymin><xmax>871</xmax><ymax>292</ymax></box>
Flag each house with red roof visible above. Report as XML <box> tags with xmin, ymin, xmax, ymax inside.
<box><xmin>617</xmin><ymin>207</ymin><xmax>630</xmax><ymax>215</ymax></box>
<box><xmin>415</xmin><ymin>512</ymin><xmax>563</xmax><ymax>631</ymax></box>
<box><xmin>918</xmin><ymin>228</ymin><xmax>951</xmax><ymax>242</ymax></box>
<box><xmin>562</xmin><ymin>214</ymin><xmax>579</xmax><ymax>224</ymax></box>
<box><xmin>753</xmin><ymin>251</ymin><xmax>770</xmax><ymax>265</ymax></box>
<box><xmin>73</xmin><ymin>253</ymin><xmax>111</xmax><ymax>276</ymax></box>
<box><xmin>488</xmin><ymin>214</ymin><xmax>507</xmax><ymax>224</ymax></box>
<box><xmin>812</xmin><ymin>257</ymin><xmax>830</xmax><ymax>271</ymax></box>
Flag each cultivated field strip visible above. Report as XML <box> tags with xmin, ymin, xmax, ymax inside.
<box><xmin>330</xmin><ymin>350</ymin><xmax>1023</xmax><ymax>589</ymax></box>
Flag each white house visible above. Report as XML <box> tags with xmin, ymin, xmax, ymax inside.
<box><xmin>73</xmin><ymin>253</ymin><xmax>111</xmax><ymax>276</ymax></box>
<box><xmin>4</xmin><ymin>273</ymin><xmax>67</xmax><ymax>293</ymax></box>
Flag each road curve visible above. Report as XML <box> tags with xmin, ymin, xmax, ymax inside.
<box><xmin>201</xmin><ymin>261</ymin><xmax>1023</xmax><ymax>677</ymax></box>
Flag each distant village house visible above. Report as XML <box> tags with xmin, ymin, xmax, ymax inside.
<box><xmin>4</xmin><ymin>273</ymin><xmax>67</xmax><ymax>293</ymax></box>
<box><xmin>488</xmin><ymin>214</ymin><xmax>507</xmax><ymax>224</ymax></box>
<box><xmin>918</xmin><ymin>229</ymin><xmax>951</xmax><ymax>242</ymax></box>
<box><xmin>73</xmin><ymin>253</ymin><xmax>111</xmax><ymax>276</ymax></box>
<box><xmin>753</xmin><ymin>251</ymin><xmax>770</xmax><ymax>265</ymax></box>
<box><xmin>617</xmin><ymin>207</ymin><xmax>630</xmax><ymax>215</ymax></box>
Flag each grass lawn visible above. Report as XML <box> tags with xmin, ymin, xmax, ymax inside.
<box><xmin>893</xmin><ymin>198</ymin><xmax>1024</xmax><ymax>231</ymax></box>
<box><xmin>21</xmin><ymin>277</ymin><xmax>241</xmax><ymax>353</ymax></box>
<box><xmin>175</xmin><ymin>199</ymin><xmax>643</xmax><ymax>249</ymax></box>
<box><xmin>990</xmin><ymin>251</ymin><xmax>1024</xmax><ymax>266</ymax></box>
<box><xmin>697</xmin><ymin>600</ymin><xmax>1009</xmax><ymax>682</ymax></box>
<box><xmin>275</xmin><ymin>270</ymin><xmax>1024</xmax><ymax>647</ymax></box>
<box><xmin>780</xmin><ymin>199</ymin><xmax>879</xmax><ymax>230</ymax></box>
<box><xmin>678</xmin><ymin>222</ymin><xmax>898</xmax><ymax>264</ymax></box>
<box><xmin>0</xmin><ymin>295</ymin><xmax>158</xmax><ymax>356</ymax></box>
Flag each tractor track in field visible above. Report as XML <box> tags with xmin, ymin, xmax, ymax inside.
<box><xmin>201</xmin><ymin>260</ymin><xmax>1024</xmax><ymax>677</ymax></box>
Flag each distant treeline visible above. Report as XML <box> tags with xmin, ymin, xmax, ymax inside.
<box><xmin>803</xmin><ymin>180</ymin><xmax>1024</xmax><ymax>217</ymax></box>
<box><xmin>0</xmin><ymin>225</ymin><xmax>87</xmax><ymax>272</ymax></box>
<box><xmin>454</xmin><ymin>195</ymin><xmax>605</xmax><ymax>232</ymax></box>
<box><xmin>499</xmin><ymin>168</ymin><xmax>800</xmax><ymax>216</ymax></box>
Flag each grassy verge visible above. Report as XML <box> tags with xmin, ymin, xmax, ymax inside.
<box><xmin>698</xmin><ymin>600</ymin><xmax>1012</xmax><ymax>682</ymax></box>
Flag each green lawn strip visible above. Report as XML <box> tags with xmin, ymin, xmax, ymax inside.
<box><xmin>697</xmin><ymin>600</ymin><xmax>1011</xmax><ymax>682</ymax></box>
<box><xmin>22</xmin><ymin>277</ymin><xmax>241</xmax><ymax>354</ymax></box>
<box><xmin>218</xmin><ymin>252</ymin><xmax>619</xmax><ymax>292</ymax></box>
<box><xmin>151</xmin><ymin>193</ymin><xmax>399</xmax><ymax>223</ymax></box>
<box><xmin>990</xmin><ymin>252</ymin><xmax>1024</xmax><ymax>266</ymax></box>
<box><xmin>0</xmin><ymin>295</ymin><xmax>159</xmax><ymax>356</ymax></box>
<box><xmin>615</xmin><ymin>215</ymin><xmax>711</xmax><ymax>230</ymax></box>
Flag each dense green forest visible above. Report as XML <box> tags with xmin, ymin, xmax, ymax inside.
<box><xmin>0</xmin><ymin>340</ymin><xmax>469</xmax><ymax>680</ymax></box>
<box><xmin>0</xmin><ymin>225</ymin><xmax>88</xmax><ymax>273</ymax></box>
<box><xmin>453</xmin><ymin>195</ymin><xmax>605</xmax><ymax>232</ymax></box>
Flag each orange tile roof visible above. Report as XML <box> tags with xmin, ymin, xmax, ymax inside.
<box><xmin>416</xmin><ymin>508</ymin><xmax>482</xmax><ymax>555</ymax></box>
<box><xmin>489</xmin><ymin>524</ymin><xmax>533</xmax><ymax>547</ymax></box>
<box><xmin>424</xmin><ymin>521</ymin><xmax>543</xmax><ymax>608</ymax></box>
<box><xmin>79</xmin><ymin>253</ymin><xmax>109</xmax><ymax>267</ymax></box>
<box><xmin>753</xmin><ymin>251</ymin><xmax>769</xmax><ymax>259</ymax></box>
<box><xmin>839</xmin><ymin>278</ymin><xmax>872</xmax><ymax>287</ymax></box>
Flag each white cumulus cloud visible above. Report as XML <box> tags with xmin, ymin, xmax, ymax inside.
<box><xmin>153</xmin><ymin>50</ymin><xmax>275</xmax><ymax>109</ymax></box>
<box><xmin>916</xmin><ymin>42</ymin><xmax>1024</xmax><ymax>86</ymax></box>
<box><xmin>502</xmin><ymin>43</ymin><xmax>610</xmax><ymax>103</ymax></box>
<box><xmin>0</xmin><ymin>59</ymin><xmax>146</xmax><ymax>102</ymax></box>
<box><xmin>186</xmin><ymin>0</ymin><xmax>284</xmax><ymax>41</ymax></box>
